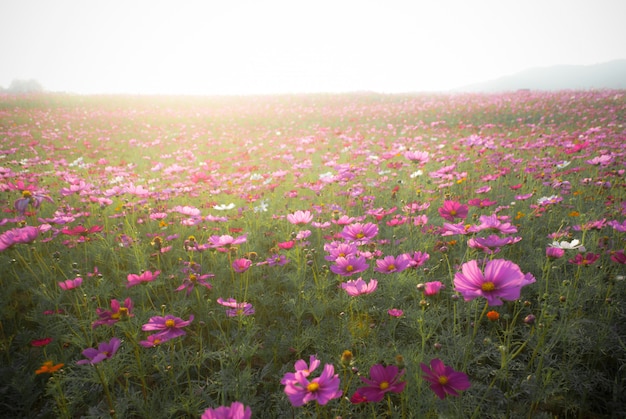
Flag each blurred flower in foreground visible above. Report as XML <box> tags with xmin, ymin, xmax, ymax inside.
<box><xmin>350</xmin><ymin>364</ymin><xmax>406</xmax><ymax>403</ymax></box>
<box><xmin>201</xmin><ymin>401</ymin><xmax>252</xmax><ymax>419</ymax></box>
<box><xmin>0</xmin><ymin>226</ymin><xmax>39</xmax><ymax>252</ymax></box>
<box><xmin>76</xmin><ymin>337</ymin><xmax>121</xmax><ymax>365</ymax></box>
<box><xmin>420</xmin><ymin>358</ymin><xmax>470</xmax><ymax>399</ymax></box>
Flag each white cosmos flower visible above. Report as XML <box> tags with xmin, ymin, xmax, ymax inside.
<box><xmin>549</xmin><ymin>239</ymin><xmax>585</xmax><ymax>251</ymax></box>
<box><xmin>213</xmin><ymin>203</ymin><xmax>236</xmax><ymax>211</ymax></box>
<box><xmin>556</xmin><ymin>161</ymin><xmax>571</xmax><ymax>169</ymax></box>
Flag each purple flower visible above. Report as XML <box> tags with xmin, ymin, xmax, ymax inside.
<box><xmin>374</xmin><ymin>254</ymin><xmax>411</xmax><ymax>274</ymax></box>
<box><xmin>420</xmin><ymin>358</ymin><xmax>471</xmax><ymax>399</ymax></box>
<box><xmin>453</xmin><ymin>259</ymin><xmax>535</xmax><ymax>306</ymax></box>
<box><xmin>330</xmin><ymin>255</ymin><xmax>369</xmax><ymax>276</ymax></box>
<box><xmin>283</xmin><ymin>363</ymin><xmax>342</xmax><ymax>407</ymax></box>
<box><xmin>281</xmin><ymin>355</ymin><xmax>321</xmax><ymax>386</ymax></box>
<box><xmin>76</xmin><ymin>337</ymin><xmax>121</xmax><ymax>365</ymax></box>
<box><xmin>175</xmin><ymin>273</ymin><xmax>214</xmax><ymax>296</ymax></box>
<box><xmin>141</xmin><ymin>314</ymin><xmax>194</xmax><ymax>341</ymax></box>
<box><xmin>341</xmin><ymin>277</ymin><xmax>378</xmax><ymax>296</ymax></box>
<box><xmin>92</xmin><ymin>298</ymin><xmax>134</xmax><ymax>328</ymax></box>
<box><xmin>351</xmin><ymin>364</ymin><xmax>406</xmax><ymax>403</ymax></box>
<box><xmin>201</xmin><ymin>402</ymin><xmax>252</xmax><ymax>419</ymax></box>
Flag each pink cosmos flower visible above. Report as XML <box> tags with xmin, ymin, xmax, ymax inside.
<box><xmin>472</xmin><ymin>214</ymin><xmax>518</xmax><ymax>234</ymax></box>
<box><xmin>467</xmin><ymin>235</ymin><xmax>522</xmax><ymax>254</ymax></box>
<box><xmin>453</xmin><ymin>259</ymin><xmax>535</xmax><ymax>306</ymax></box>
<box><xmin>568</xmin><ymin>252</ymin><xmax>600</xmax><ymax>266</ymax></box>
<box><xmin>339</xmin><ymin>222</ymin><xmax>379</xmax><ymax>244</ymax></box>
<box><xmin>58</xmin><ymin>277</ymin><xmax>83</xmax><ymax>290</ymax></box>
<box><xmin>324</xmin><ymin>241</ymin><xmax>358</xmax><ymax>261</ymax></box>
<box><xmin>126</xmin><ymin>270</ymin><xmax>161</xmax><ymax>288</ymax></box>
<box><xmin>207</xmin><ymin>234</ymin><xmax>247</xmax><ymax>250</ymax></box>
<box><xmin>404</xmin><ymin>150</ymin><xmax>430</xmax><ymax>165</ymax></box>
<box><xmin>0</xmin><ymin>226</ymin><xmax>39</xmax><ymax>252</ymax></box>
<box><xmin>217</xmin><ymin>298</ymin><xmax>255</xmax><ymax>317</ymax></box>
<box><xmin>341</xmin><ymin>278</ymin><xmax>378</xmax><ymax>296</ymax></box>
<box><xmin>422</xmin><ymin>281</ymin><xmax>445</xmax><ymax>296</ymax></box>
<box><xmin>374</xmin><ymin>254</ymin><xmax>411</xmax><ymax>274</ymax></box>
<box><xmin>388</xmin><ymin>308</ymin><xmax>403</xmax><ymax>317</ymax></box>
<box><xmin>610</xmin><ymin>250</ymin><xmax>626</xmax><ymax>264</ymax></box>
<box><xmin>76</xmin><ymin>337</ymin><xmax>121</xmax><ymax>365</ymax></box>
<box><xmin>201</xmin><ymin>402</ymin><xmax>252</xmax><ymax>419</ymax></box>
<box><xmin>330</xmin><ymin>255</ymin><xmax>369</xmax><ymax>276</ymax></box>
<box><xmin>283</xmin><ymin>363</ymin><xmax>342</xmax><ymax>407</ymax></box>
<box><xmin>232</xmin><ymin>258</ymin><xmax>252</xmax><ymax>273</ymax></box>
<box><xmin>407</xmin><ymin>251</ymin><xmax>430</xmax><ymax>267</ymax></box>
<box><xmin>331</xmin><ymin>215</ymin><xmax>357</xmax><ymax>225</ymax></box>
<box><xmin>420</xmin><ymin>358</ymin><xmax>471</xmax><ymax>399</ymax></box>
<box><xmin>92</xmin><ymin>298</ymin><xmax>134</xmax><ymax>328</ymax></box>
<box><xmin>546</xmin><ymin>247</ymin><xmax>565</xmax><ymax>259</ymax></box>
<box><xmin>175</xmin><ymin>273</ymin><xmax>214</xmax><ymax>296</ymax></box>
<box><xmin>608</xmin><ymin>220</ymin><xmax>626</xmax><ymax>232</ymax></box>
<box><xmin>281</xmin><ymin>355</ymin><xmax>320</xmax><ymax>385</ymax></box>
<box><xmin>438</xmin><ymin>200</ymin><xmax>468</xmax><ymax>222</ymax></box>
<box><xmin>350</xmin><ymin>364</ymin><xmax>406</xmax><ymax>403</ymax></box>
<box><xmin>141</xmin><ymin>314</ymin><xmax>194</xmax><ymax>341</ymax></box>
<box><xmin>287</xmin><ymin>210</ymin><xmax>313</xmax><ymax>225</ymax></box>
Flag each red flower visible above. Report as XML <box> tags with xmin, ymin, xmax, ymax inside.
<box><xmin>31</xmin><ymin>337</ymin><xmax>53</xmax><ymax>347</ymax></box>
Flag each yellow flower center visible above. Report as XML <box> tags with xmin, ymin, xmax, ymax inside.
<box><xmin>189</xmin><ymin>274</ymin><xmax>197</xmax><ymax>282</ymax></box>
<box><xmin>356</xmin><ymin>232</ymin><xmax>365</xmax><ymax>239</ymax></box>
<box><xmin>22</xmin><ymin>190</ymin><xmax>32</xmax><ymax>198</ymax></box>
<box><xmin>387</xmin><ymin>264</ymin><xmax>396</xmax><ymax>271</ymax></box>
<box><xmin>379</xmin><ymin>381</ymin><xmax>390</xmax><ymax>390</ymax></box>
<box><xmin>165</xmin><ymin>319</ymin><xmax>176</xmax><ymax>328</ymax></box>
<box><xmin>481</xmin><ymin>282</ymin><xmax>496</xmax><ymax>292</ymax></box>
<box><xmin>438</xmin><ymin>375</ymin><xmax>449</xmax><ymax>385</ymax></box>
<box><xmin>307</xmin><ymin>382</ymin><xmax>320</xmax><ymax>392</ymax></box>
<box><xmin>450</xmin><ymin>209</ymin><xmax>457</xmax><ymax>216</ymax></box>
<box><xmin>346</xmin><ymin>265</ymin><xmax>354</xmax><ymax>272</ymax></box>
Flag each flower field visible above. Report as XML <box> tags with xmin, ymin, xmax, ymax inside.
<box><xmin>1</xmin><ymin>91</ymin><xmax>625</xmax><ymax>418</ymax></box>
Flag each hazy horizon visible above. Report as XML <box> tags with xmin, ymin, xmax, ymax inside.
<box><xmin>2</xmin><ymin>0</ymin><xmax>625</xmax><ymax>95</ymax></box>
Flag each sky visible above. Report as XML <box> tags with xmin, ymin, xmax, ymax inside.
<box><xmin>1</xmin><ymin>0</ymin><xmax>625</xmax><ymax>95</ymax></box>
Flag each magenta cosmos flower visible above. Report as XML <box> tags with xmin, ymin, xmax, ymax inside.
<box><xmin>568</xmin><ymin>252</ymin><xmax>600</xmax><ymax>266</ymax></box>
<box><xmin>350</xmin><ymin>364</ymin><xmax>406</xmax><ymax>403</ymax></box>
<box><xmin>341</xmin><ymin>277</ymin><xmax>378</xmax><ymax>296</ymax></box>
<box><xmin>374</xmin><ymin>254</ymin><xmax>411</xmax><ymax>274</ymax></box>
<box><xmin>141</xmin><ymin>314</ymin><xmax>194</xmax><ymax>341</ymax></box>
<box><xmin>324</xmin><ymin>241</ymin><xmax>358</xmax><ymax>261</ymax></box>
<box><xmin>281</xmin><ymin>355</ymin><xmax>320</xmax><ymax>386</ymax></box>
<box><xmin>0</xmin><ymin>226</ymin><xmax>39</xmax><ymax>251</ymax></box>
<box><xmin>232</xmin><ymin>258</ymin><xmax>252</xmax><ymax>273</ymax></box>
<box><xmin>126</xmin><ymin>270</ymin><xmax>160</xmax><ymax>288</ymax></box>
<box><xmin>339</xmin><ymin>222</ymin><xmax>379</xmax><ymax>244</ymax></box>
<box><xmin>420</xmin><ymin>358</ymin><xmax>470</xmax><ymax>399</ymax></box>
<box><xmin>201</xmin><ymin>401</ymin><xmax>252</xmax><ymax>419</ymax></box>
<box><xmin>58</xmin><ymin>277</ymin><xmax>83</xmax><ymax>290</ymax></box>
<box><xmin>175</xmin><ymin>272</ymin><xmax>214</xmax><ymax>296</ymax></box>
<box><xmin>76</xmin><ymin>337</ymin><xmax>121</xmax><ymax>365</ymax></box>
<box><xmin>453</xmin><ymin>259</ymin><xmax>535</xmax><ymax>306</ymax></box>
<box><xmin>438</xmin><ymin>200</ymin><xmax>468</xmax><ymax>222</ymax></box>
<box><xmin>283</xmin><ymin>363</ymin><xmax>342</xmax><ymax>407</ymax></box>
<box><xmin>217</xmin><ymin>298</ymin><xmax>255</xmax><ymax>317</ymax></box>
<box><xmin>421</xmin><ymin>281</ymin><xmax>445</xmax><ymax>296</ymax></box>
<box><xmin>287</xmin><ymin>210</ymin><xmax>313</xmax><ymax>225</ymax></box>
<box><xmin>330</xmin><ymin>255</ymin><xmax>369</xmax><ymax>276</ymax></box>
<box><xmin>92</xmin><ymin>298</ymin><xmax>134</xmax><ymax>328</ymax></box>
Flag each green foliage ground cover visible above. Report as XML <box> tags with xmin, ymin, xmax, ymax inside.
<box><xmin>0</xmin><ymin>91</ymin><xmax>625</xmax><ymax>418</ymax></box>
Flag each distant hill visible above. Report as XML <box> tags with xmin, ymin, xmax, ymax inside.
<box><xmin>454</xmin><ymin>60</ymin><xmax>626</xmax><ymax>92</ymax></box>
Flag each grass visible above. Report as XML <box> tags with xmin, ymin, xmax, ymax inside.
<box><xmin>0</xmin><ymin>90</ymin><xmax>625</xmax><ymax>418</ymax></box>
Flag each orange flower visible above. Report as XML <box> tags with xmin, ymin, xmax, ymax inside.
<box><xmin>35</xmin><ymin>361</ymin><xmax>64</xmax><ymax>375</ymax></box>
<box><xmin>486</xmin><ymin>311</ymin><xmax>500</xmax><ymax>322</ymax></box>
<box><xmin>568</xmin><ymin>211</ymin><xmax>580</xmax><ymax>217</ymax></box>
